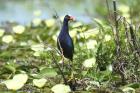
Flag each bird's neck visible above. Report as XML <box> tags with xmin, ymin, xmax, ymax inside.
<box><xmin>61</xmin><ymin>20</ymin><xmax>69</xmax><ymax>33</ymax></box>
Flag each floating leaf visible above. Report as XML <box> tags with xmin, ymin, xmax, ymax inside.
<box><xmin>122</xmin><ymin>87</ymin><xmax>135</xmax><ymax>93</ymax></box>
<box><xmin>118</xmin><ymin>4</ymin><xmax>129</xmax><ymax>13</ymax></box>
<box><xmin>13</xmin><ymin>25</ymin><xmax>25</xmax><ymax>34</ymax></box>
<box><xmin>2</xmin><ymin>35</ymin><xmax>14</xmax><ymax>43</ymax></box>
<box><xmin>3</xmin><ymin>74</ymin><xmax>28</xmax><ymax>90</ymax></box>
<box><xmin>45</xmin><ymin>19</ymin><xmax>55</xmax><ymax>27</ymax></box>
<box><xmin>51</xmin><ymin>84</ymin><xmax>71</xmax><ymax>93</ymax></box>
<box><xmin>104</xmin><ymin>34</ymin><xmax>111</xmax><ymax>42</ymax></box>
<box><xmin>37</xmin><ymin>68</ymin><xmax>57</xmax><ymax>78</ymax></box>
<box><xmin>83</xmin><ymin>57</ymin><xmax>96</xmax><ymax>68</ymax></box>
<box><xmin>52</xmin><ymin>35</ymin><xmax>57</xmax><ymax>42</ymax></box>
<box><xmin>69</xmin><ymin>29</ymin><xmax>77</xmax><ymax>38</ymax></box>
<box><xmin>33</xmin><ymin>78</ymin><xmax>47</xmax><ymax>88</ymax></box>
<box><xmin>13</xmin><ymin>74</ymin><xmax>28</xmax><ymax>83</ymax></box>
<box><xmin>3</xmin><ymin>79</ymin><xmax>25</xmax><ymax>90</ymax></box>
<box><xmin>86</xmin><ymin>40</ymin><xmax>97</xmax><ymax>49</ymax></box>
<box><xmin>31</xmin><ymin>44</ymin><xmax>44</xmax><ymax>52</ymax></box>
<box><xmin>32</xmin><ymin>18</ymin><xmax>42</xmax><ymax>26</ymax></box>
<box><xmin>107</xmin><ymin>64</ymin><xmax>113</xmax><ymax>72</ymax></box>
<box><xmin>33</xmin><ymin>51</ymin><xmax>41</xmax><ymax>57</ymax></box>
<box><xmin>20</xmin><ymin>42</ymin><xmax>28</xmax><ymax>46</ymax></box>
<box><xmin>52</xmin><ymin>31</ymin><xmax>59</xmax><ymax>42</ymax></box>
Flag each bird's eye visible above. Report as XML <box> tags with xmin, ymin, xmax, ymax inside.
<box><xmin>66</xmin><ymin>16</ymin><xmax>69</xmax><ymax>19</ymax></box>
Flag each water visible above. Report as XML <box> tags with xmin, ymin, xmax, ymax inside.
<box><xmin>0</xmin><ymin>0</ymin><xmax>97</xmax><ymax>24</ymax></box>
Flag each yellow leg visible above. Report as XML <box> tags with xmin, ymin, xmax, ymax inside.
<box><xmin>58</xmin><ymin>39</ymin><xmax>65</xmax><ymax>70</ymax></box>
<box><xmin>61</xmin><ymin>52</ymin><xmax>65</xmax><ymax>70</ymax></box>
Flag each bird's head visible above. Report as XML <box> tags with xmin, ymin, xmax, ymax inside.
<box><xmin>64</xmin><ymin>15</ymin><xmax>75</xmax><ymax>21</ymax></box>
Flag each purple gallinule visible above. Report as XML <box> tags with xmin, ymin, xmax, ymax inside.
<box><xmin>57</xmin><ymin>15</ymin><xmax>74</xmax><ymax>61</ymax></box>
<box><xmin>57</xmin><ymin>15</ymin><xmax>76</xmax><ymax>91</ymax></box>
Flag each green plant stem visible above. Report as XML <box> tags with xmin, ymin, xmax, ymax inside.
<box><xmin>50</xmin><ymin>52</ymin><xmax>67</xmax><ymax>85</ymax></box>
<box><xmin>113</xmin><ymin>0</ymin><xmax>121</xmax><ymax>58</ymax></box>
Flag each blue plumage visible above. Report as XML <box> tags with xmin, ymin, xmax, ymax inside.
<box><xmin>57</xmin><ymin>15</ymin><xmax>74</xmax><ymax>61</ymax></box>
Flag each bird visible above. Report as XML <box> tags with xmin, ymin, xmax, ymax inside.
<box><xmin>57</xmin><ymin>15</ymin><xmax>74</xmax><ymax>61</ymax></box>
<box><xmin>57</xmin><ymin>15</ymin><xmax>76</xmax><ymax>91</ymax></box>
